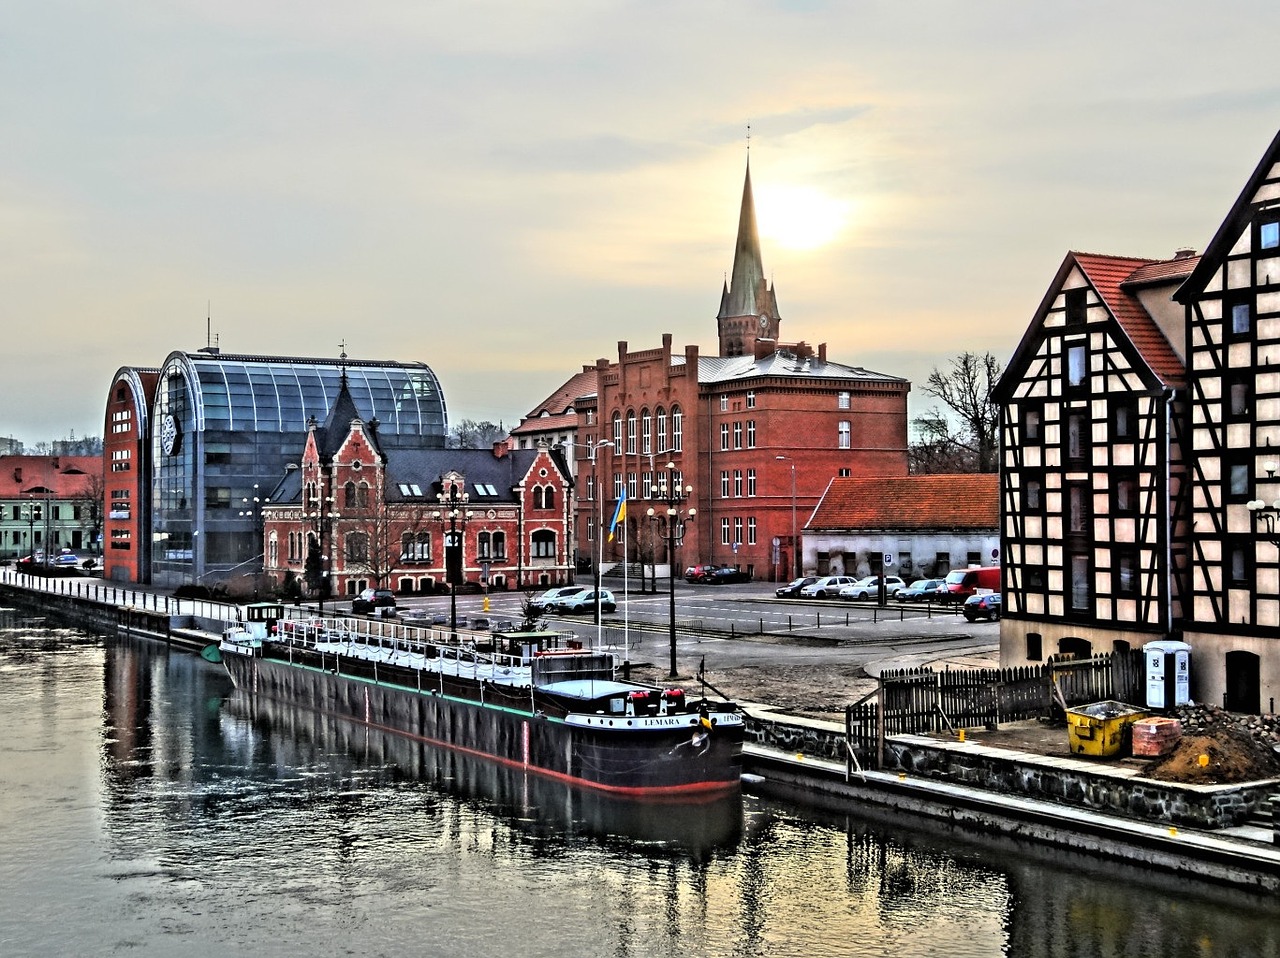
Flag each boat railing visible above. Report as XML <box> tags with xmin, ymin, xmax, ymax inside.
<box><xmin>271</xmin><ymin>615</ymin><xmax>530</xmax><ymax>683</ymax></box>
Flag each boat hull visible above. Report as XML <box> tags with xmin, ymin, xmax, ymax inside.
<box><xmin>222</xmin><ymin>652</ymin><xmax>744</xmax><ymax>798</ymax></box>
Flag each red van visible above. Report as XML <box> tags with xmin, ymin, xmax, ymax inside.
<box><xmin>941</xmin><ymin>566</ymin><xmax>1000</xmax><ymax>604</ymax></box>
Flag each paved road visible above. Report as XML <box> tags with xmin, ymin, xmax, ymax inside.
<box><xmin>389</xmin><ymin>579</ymin><xmax>1000</xmax><ymax>676</ymax></box>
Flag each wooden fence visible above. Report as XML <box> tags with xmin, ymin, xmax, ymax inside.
<box><xmin>845</xmin><ymin>650</ymin><xmax>1145</xmax><ymax>770</ymax></box>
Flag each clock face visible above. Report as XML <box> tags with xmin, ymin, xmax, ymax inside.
<box><xmin>759</xmin><ymin>314</ymin><xmax>769</xmax><ymax>329</ymax></box>
<box><xmin>160</xmin><ymin>414</ymin><xmax>179</xmax><ymax>456</ymax></box>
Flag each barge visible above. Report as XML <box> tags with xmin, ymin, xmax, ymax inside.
<box><xmin>219</xmin><ymin>603</ymin><xmax>745</xmax><ymax>798</ymax></box>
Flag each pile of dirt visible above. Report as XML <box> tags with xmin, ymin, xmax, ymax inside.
<box><xmin>1143</xmin><ymin>705</ymin><xmax>1280</xmax><ymax>784</ymax></box>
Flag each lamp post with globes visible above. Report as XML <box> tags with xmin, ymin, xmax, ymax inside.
<box><xmin>585</xmin><ymin>439</ymin><xmax>614</xmax><ymax>639</ymax></box>
<box><xmin>646</xmin><ymin>461</ymin><xmax>695</xmax><ymax>679</ymax></box>
<box><xmin>776</xmin><ymin>455</ymin><xmax>798</xmax><ymax>580</ymax></box>
<box><xmin>433</xmin><ymin>480</ymin><xmax>472</xmax><ymax>642</ymax></box>
<box><xmin>1247</xmin><ymin>459</ymin><xmax>1280</xmax><ymax>547</ymax></box>
<box><xmin>303</xmin><ymin>490</ymin><xmax>335</xmax><ymax>615</ymax></box>
<box><xmin>238</xmin><ymin>483</ymin><xmax>270</xmax><ymax>598</ymax></box>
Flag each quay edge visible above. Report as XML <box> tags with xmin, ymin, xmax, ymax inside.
<box><xmin>741</xmin><ymin>743</ymin><xmax>1280</xmax><ymax>893</ymax></box>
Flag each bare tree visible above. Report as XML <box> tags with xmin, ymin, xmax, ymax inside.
<box><xmin>74</xmin><ymin>473</ymin><xmax>106</xmax><ymax>557</ymax></box>
<box><xmin>909</xmin><ymin>412</ymin><xmax>978</xmax><ymax>474</ymax></box>
<box><xmin>915</xmin><ymin>351</ymin><xmax>1003</xmax><ymax>474</ymax></box>
<box><xmin>448</xmin><ymin>419</ymin><xmax>507</xmax><ymax>449</ymax></box>
<box><xmin>344</xmin><ymin>496</ymin><xmax>433</xmax><ymax>590</ymax></box>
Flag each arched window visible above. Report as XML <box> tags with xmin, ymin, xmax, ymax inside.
<box><xmin>492</xmin><ymin>531</ymin><xmax>506</xmax><ymax>559</ymax></box>
<box><xmin>671</xmin><ymin>406</ymin><xmax>683</xmax><ymax>452</ymax></box>
<box><xmin>268</xmin><ymin>532</ymin><xmax>278</xmax><ymax>566</ymax></box>
<box><xmin>345</xmin><ymin>532</ymin><xmax>369</xmax><ymax>563</ymax></box>
<box><xmin>612</xmin><ymin>412</ymin><xmax>622</xmax><ymax>449</ymax></box>
<box><xmin>357</xmin><ymin>482</ymin><xmax>370</xmax><ymax>507</ymax></box>
<box><xmin>478</xmin><ymin>531</ymin><xmax>492</xmax><ymax>559</ymax></box>
<box><xmin>543</xmin><ymin>487</ymin><xmax>555</xmax><ymax>510</ymax></box>
<box><xmin>344</xmin><ymin>481</ymin><xmax>358</xmax><ymax>507</ymax></box>
<box><xmin>532</xmin><ymin>486</ymin><xmax>544</xmax><ymax>509</ymax></box>
<box><xmin>531</xmin><ymin>530</ymin><xmax>556</xmax><ymax>558</ymax></box>
<box><xmin>641</xmin><ymin>408</ymin><xmax>651</xmax><ymax>455</ymax></box>
<box><xmin>626</xmin><ymin>410</ymin><xmax>637</xmax><ymax>454</ymax></box>
<box><xmin>656</xmin><ymin>407</ymin><xmax>667</xmax><ymax>452</ymax></box>
<box><xmin>401</xmin><ymin>531</ymin><xmax>414</xmax><ymax>560</ymax></box>
<box><xmin>416</xmin><ymin>532</ymin><xmax>430</xmax><ymax>560</ymax></box>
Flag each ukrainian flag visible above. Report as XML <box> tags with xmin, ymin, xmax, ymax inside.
<box><xmin>607</xmin><ymin>491</ymin><xmax>627</xmax><ymax>541</ymax></box>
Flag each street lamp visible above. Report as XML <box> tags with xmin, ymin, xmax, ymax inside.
<box><xmin>646</xmin><ymin>461</ymin><xmax>696</xmax><ymax>678</ymax></box>
<box><xmin>239</xmin><ymin>483</ymin><xmax>271</xmax><ymax>598</ymax></box>
<box><xmin>1248</xmin><ymin>461</ymin><xmax>1280</xmax><ymax>548</ymax></box>
<box><xmin>303</xmin><ymin>491</ymin><xmax>335</xmax><ymax>614</ymax></box>
<box><xmin>776</xmin><ymin>455</ymin><xmax>798</xmax><ymax>580</ymax></box>
<box><xmin>434</xmin><ymin>480</ymin><xmax>472</xmax><ymax>641</ymax></box>
<box><xmin>586</xmin><ymin>440</ymin><xmax>614</xmax><ymax>642</ymax></box>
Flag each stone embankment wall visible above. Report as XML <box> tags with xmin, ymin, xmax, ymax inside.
<box><xmin>744</xmin><ymin>710</ymin><xmax>1279</xmax><ymax>829</ymax></box>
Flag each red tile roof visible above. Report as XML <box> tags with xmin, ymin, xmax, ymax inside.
<box><xmin>1072</xmin><ymin>252</ymin><xmax>1186</xmax><ymax>386</ymax></box>
<box><xmin>807</xmin><ymin>474</ymin><xmax>998</xmax><ymax>530</ymax></box>
<box><xmin>0</xmin><ymin>455</ymin><xmax>101</xmax><ymax>499</ymax></box>
<box><xmin>511</xmin><ymin>367</ymin><xmax>597</xmax><ymax>436</ymax></box>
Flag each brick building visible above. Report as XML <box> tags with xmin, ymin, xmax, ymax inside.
<box><xmin>102</xmin><ymin>366</ymin><xmax>159</xmax><ymax>582</ymax></box>
<box><xmin>0</xmin><ymin>454</ymin><xmax>103</xmax><ymax>562</ymax></box>
<box><xmin>513</xmin><ymin>160</ymin><xmax>910</xmax><ymax>580</ymax></box>
<box><xmin>263</xmin><ymin>376</ymin><xmax>573</xmax><ymax>599</ymax></box>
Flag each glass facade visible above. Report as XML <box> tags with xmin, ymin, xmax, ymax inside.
<box><xmin>150</xmin><ymin>351</ymin><xmax>448</xmax><ymax>587</ymax></box>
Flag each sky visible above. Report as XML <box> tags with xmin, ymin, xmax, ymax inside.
<box><xmin>5</xmin><ymin>1</ymin><xmax>1280</xmax><ymax>446</ymax></box>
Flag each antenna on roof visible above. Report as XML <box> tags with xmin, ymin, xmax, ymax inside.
<box><xmin>746</xmin><ymin>122</ymin><xmax>750</xmax><ymax>157</ymax></box>
<box><xmin>339</xmin><ymin>340</ymin><xmax>349</xmax><ymax>387</ymax></box>
<box><xmin>206</xmin><ymin>301</ymin><xmax>211</xmax><ymax>349</ymax></box>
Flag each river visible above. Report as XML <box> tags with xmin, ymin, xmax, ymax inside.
<box><xmin>0</xmin><ymin>611</ymin><xmax>1276</xmax><ymax>958</ymax></box>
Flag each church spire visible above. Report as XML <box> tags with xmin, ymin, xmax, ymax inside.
<box><xmin>717</xmin><ymin>157</ymin><xmax>780</xmax><ymax>357</ymax></box>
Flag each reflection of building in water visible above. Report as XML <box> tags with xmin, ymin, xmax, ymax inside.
<box><xmin>100</xmin><ymin>636</ymin><xmax>236</xmax><ymax>804</ymax></box>
<box><xmin>221</xmin><ymin>688</ymin><xmax>743</xmax><ymax>854</ymax></box>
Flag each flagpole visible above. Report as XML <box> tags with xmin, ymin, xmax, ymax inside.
<box><xmin>623</xmin><ymin>517</ymin><xmax>629</xmax><ymax>669</ymax></box>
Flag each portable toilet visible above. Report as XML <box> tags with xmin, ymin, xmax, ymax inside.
<box><xmin>1143</xmin><ymin>640</ymin><xmax>1191</xmax><ymax>710</ymax></box>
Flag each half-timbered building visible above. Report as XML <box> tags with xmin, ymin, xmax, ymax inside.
<box><xmin>1175</xmin><ymin>129</ymin><xmax>1280</xmax><ymax>712</ymax></box>
<box><xmin>994</xmin><ymin>250</ymin><xmax>1193</xmax><ymax>664</ymax></box>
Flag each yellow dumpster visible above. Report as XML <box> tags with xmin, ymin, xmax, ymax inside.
<box><xmin>1066</xmin><ymin>700</ymin><xmax>1147</xmax><ymax>757</ymax></box>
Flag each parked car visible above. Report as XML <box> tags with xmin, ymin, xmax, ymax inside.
<box><xmin>529</xmin><ymin>585</ymin><xmax>587</xmax><ymax>614</ymax></box>
<box><xmin>552</xmin><ymin>589</ymin><xmax>616</xmax><ymax>614</ymax></box>
<box><xmin>53</xmin><ymin>553</ymin><xmax>81</xmax><ymax>568</ymax></box>
<box><xmin>897</xmin><ymin>578</ymin><xmax>946</xmax><ymax>602</ymax></box>
<box><xmin>942</xmin><ymin>566</ymin><xmax>1001</xmax><ymax>604</ymax></box>
<box><xmin>775</xmin><ymin>576</ymin><xmax>819</xmax><ymax>598</ymax></box>
<box><xmin>839</xmin><ymin>575</ymin><xmax>907</xmax><ymax>601</ymax></box>
<box><xmin>799</xmin><ymin>575</ymin><xmax>857</xmax><ymax>599</ymax></box>
<box><xmin>684</xmin><ymin>564</ymin><xmax>718</xmax><ymax>583</ymax></box>
<box><xmin>695</xmin><ymin>565</ymin><xmax>751</xmax><ymax>585</ymax></box>
<box><xmin>963</xmin><ymin>592</ymin><xmax>1002</xmax><ymax>622</ymax></box>
<box><xmin>351</xmin><ymin>588</ymin><xmax>396</xmax><ymax>613</ymax></box>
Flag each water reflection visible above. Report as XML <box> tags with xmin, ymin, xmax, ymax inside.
<box><xmin>217</xmin><ymin>685</ymin><xmax>745</xmax><ymax>856</ymax></box>
<box><xmin>2</xmin><ymin>620</ymin><xmax>1279</xmax><ymax>958</ymax></box>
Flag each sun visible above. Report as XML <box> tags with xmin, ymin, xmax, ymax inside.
<box><xmin>755</xmin><ymin>184</ymin><xmax>851</xmax><ymax>251</ymax></box>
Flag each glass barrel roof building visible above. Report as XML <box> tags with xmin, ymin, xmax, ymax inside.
<box><xmin>151</xmin><ymin>349</ymin><xmax>448</xmax><ymax>588</ymax></box>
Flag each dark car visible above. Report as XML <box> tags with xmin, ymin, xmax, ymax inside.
<box><xmin>352</xmin><ymin>588</ymin><xmax>396</xmax><ymax>613</ymax></box>
<box><xmin>775</xmin><ymin>576</ymin><xmax>818</xmax><ymax>598</ymax></box>
<box><xmin>963</xmin><ymin>593</ymin><xmax>1002</xmax><ymax>622</ymax></box>
<box><xmin>684</xmin><ymin>564</ymin><xmax>717</xmax><ymax>583</ymax></box>
<box><xmin>705</xmin><ymin>566</ymin><xmax>750</xmax><ymax>585</ymax></box>
<box><xmin>897</xmin><ymin>578</ymin><xmax>946</xmax><ymax>602</ymax></box>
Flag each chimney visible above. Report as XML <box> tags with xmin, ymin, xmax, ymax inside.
<box><xmin>492</xmin><ymin>440</ymin><xmax>508</xmax><ymax>459</ymax></box>
<box><xmin>1173</xmin><ymin>247</ymin><xmax>1197</xmax><ymax>260</ymax></box>
<box><xmin>818</xmin><ymin>343</ymin><xmax>827</xmax><ymax>363</ymax></box>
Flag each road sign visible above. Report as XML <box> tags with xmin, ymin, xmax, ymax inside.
<box><xmin>883</xmin><ymin>553</ymin><xmax>893</xmax><ymax>567</ymax></box>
